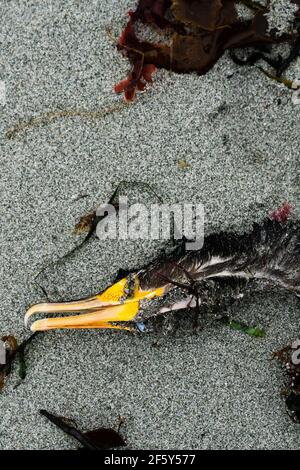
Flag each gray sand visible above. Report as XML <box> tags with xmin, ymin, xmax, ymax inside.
<box><xmin>0</xmin><ymin>0</ymin><xmax>300</xmax><ymax>449</ymax></box>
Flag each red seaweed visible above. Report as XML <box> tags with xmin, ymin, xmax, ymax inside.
<box><xmin>114</xmin><ymin>62</ymin><xmax>157</xmax><ymax>102</ymax></box>
<box><xmin>270</xmin><ymin>202</ymin><xmax>293</xmax><ymax>224</ymax></box>
<box><xmin>114</xmin><ymin>0</ymin><xmax>300</xmax><ymax>101</ymax></box>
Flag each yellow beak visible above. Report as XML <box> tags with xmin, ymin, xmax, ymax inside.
<box><xmin>25</xmin><ymin>276</ymin><xmax>166</xmax><ymax>332</ymax></box>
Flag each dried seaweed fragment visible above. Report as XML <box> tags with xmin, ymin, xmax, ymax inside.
<box><xmin>74</xmin><ymin>211</ymin><xmax>97</xmax><ymax>235</ymax></box>
<box><xmin>40</xmin><ymin>410</ymin><xmax>126</xmax><ymax>450</ymax></box>
<box><xmin>115</xmin><ymin>0</ymin><xmax>300</xmax><ymax>101</ymax></box>
<box><xmin>273</xmin><ymin>341</ymin><xmax>300</xmax><ymax>423</ymax></box>
<box><xmin>6</xmin><ymin>102</ymin><xmax>126</xmax><ymax>139</ymax></box>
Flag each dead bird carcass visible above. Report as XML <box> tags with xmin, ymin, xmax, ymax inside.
<box><xmin>25</xmin><ymin>214</ymin><xmax>300</xmax><ymax>333</ymax></box>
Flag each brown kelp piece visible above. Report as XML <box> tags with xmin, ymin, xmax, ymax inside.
<box><xmin>171</xmin><ymin>0</ymin><xmax>224</xmax><ymax>30</ymax></box>
<box><xmin>115</xmin><ymin>0</ymin><xmax>299</xmax><ymax>101</ymax></box>
<box><xmin>273</xmin><ymin>341</ymin><xmax>300</xmax><ymax>423</ymax></box>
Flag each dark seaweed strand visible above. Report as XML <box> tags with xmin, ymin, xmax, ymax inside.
<box><xmin>6</xmin><ymin>332</ymin><xmax>39</xmax><ymax>372</ymax></box>
<box><xmin>276</xmin><ymin>34</ymin><xmax>300</xmax><ymax>76</ymax></box>
<box><xmin>34</xmin><ymin>180</ymin><xmax>163</xmax><ymax>284</ymax></box>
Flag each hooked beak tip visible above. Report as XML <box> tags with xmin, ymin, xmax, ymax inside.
<box><xmin>24</xmin><ymin>276</ymin><xmax>166</xmax><ymax>332</ymax></box>
<box><xmin>25</xmin><ymin>303</ymin><xmax>47</xmax><ymax>328</ymax></box>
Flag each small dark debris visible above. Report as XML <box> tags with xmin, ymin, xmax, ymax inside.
<box><xmin>74</xmin><ymin>211</ymin><xmax>97</xmax><ymax>234</ymax></box>
<box><xmin>0</xmin><ymin>335</ymin><xmax>18</xmax><ymax>391</ymax></box>
<box><xmin>0</xmin><ymin>332</ymin><xmax>38</xmax><ymax>391</ymax></box>
<box><xmin>273</xmin><ymin>341</ymin><xmax>300</xmax><ymax>423</ymax></box>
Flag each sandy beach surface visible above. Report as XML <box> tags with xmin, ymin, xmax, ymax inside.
<box><xmin>0</xmin><ymin>0</ymin><xmax>300</xmax><ymax>449</ymax></box>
